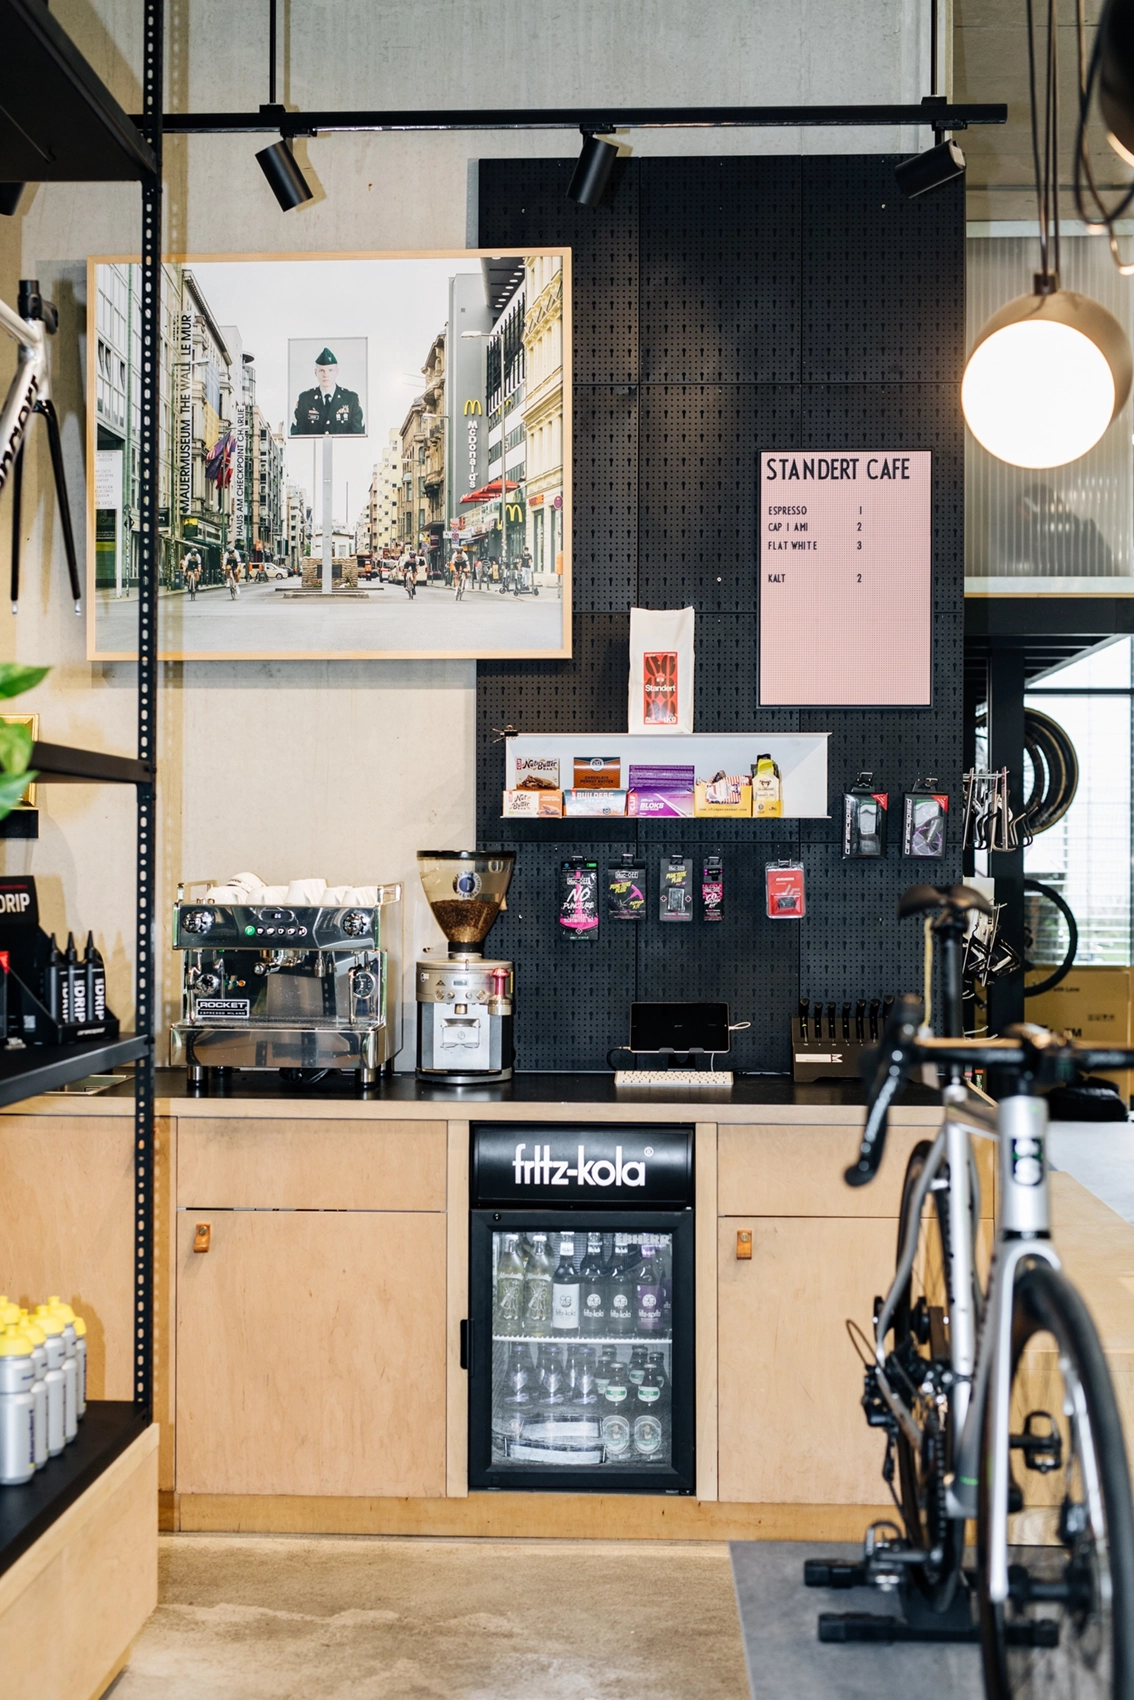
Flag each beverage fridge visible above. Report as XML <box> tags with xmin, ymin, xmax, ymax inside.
<box><xmin>465</xmin><ymin>1123</ymin><xmax>695</xmax><ymax>1493</ymax></box>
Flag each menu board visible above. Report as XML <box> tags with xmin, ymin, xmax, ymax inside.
<box><xmin>758</xmin><ymin>451</ymin><xmax>932</xmax><ymax>707</ymax></box>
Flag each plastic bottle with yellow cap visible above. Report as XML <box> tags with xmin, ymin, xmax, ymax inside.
<box><xmin>18</xmin><ymin>1312</ymin><xmax>48</xmax><ymax>1468</ymax></box>
<box><xmin>0</xmin><ymin>1327</ymin><xmax>36</xmax><ymax>1485</ymax></box>
<box><xmin>33</xmin><ymin>1308</ymin><xmax>66</xmax><ymax>1456</ymax></box>
<box><xmin>72</xmin><ymin>1314</ymin><xmax>87</xmax><ymax>1418</ymax></box>
<box><xmin>45</xmin><ymin>1298</ymin><xmax>78</xmax><ymax>1441</ymax></box>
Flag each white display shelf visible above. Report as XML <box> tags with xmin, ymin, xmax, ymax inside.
<box><xmin>503</xmin><ymin>732</ymin><xmax>829</xmax><ymax>818</ymax></box>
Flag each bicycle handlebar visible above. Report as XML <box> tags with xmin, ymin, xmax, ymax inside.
<box><xmin>844</xmin><ymin>1012</ymin><xmax>1134</xmax><ymax>1189</ymax></box>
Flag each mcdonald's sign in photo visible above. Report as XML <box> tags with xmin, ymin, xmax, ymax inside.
<box><xmin>87</xmin><ymin>249</ymin><xmax>572</xmax><ymax>663</ymax></box>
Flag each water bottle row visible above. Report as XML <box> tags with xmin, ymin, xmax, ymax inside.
<box><xmin>492</xmin><ymin>1342</ymin><xmax>672</xmax><ymax>1467</ymax></box>
<box><xmin>494</xmin><ymin>1229</ymin><xmax>673</xmax><ymax>1339</ymax></box>
<box><xmin>0</xmin><ymin>1295</ymin><xmax>89</xmax><ymax>1486</ymax></box>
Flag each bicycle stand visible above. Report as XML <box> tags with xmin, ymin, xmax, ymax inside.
<box><xmin>804</xmin><ymin>1521</ymin><xmax>978</xmax><ymax>1644</ymax></box>
<box><xmin>804</xmin><ymin>1527</ymin><xmax>1059</xmax><ymax>1647</ymax></box>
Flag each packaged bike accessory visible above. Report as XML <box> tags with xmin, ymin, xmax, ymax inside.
<box><xmin>701</xmin><ymin>855</ymin><xmax>723</xmax><ymax>922</ymax></box>
<box><xmin>607</xmin><ymin>855</ymin><xmax>646</xmax><ymax>921</ymax></box>
<box><xmin>628</xmin><ymin>607</ymin><xmax>695</xmax><ymax>734</ymax></box>
<box><xmin>765</xmin><ymin>861</ymin><xmax>805</xmax><ymax>919</ymax></box>
<box><xmin>843</xmin><ymin>773</ymin><xmax>888</xmax><ymax>859</ymax></box>
<box><xmin>659</xmin><ymin>856</ymin><xmax>693</xmax><ymax>922</ymax></box>
<box><xmin>902</xmin><ymin>778</ymin><xmax>948</xmax><ymax>859</ymax></box>
<box><xmin>559</xmin><ymin>858</ymin><xmax>599</xmax><ymax>941</ymax></box>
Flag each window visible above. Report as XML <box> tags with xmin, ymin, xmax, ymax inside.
<box><xmin>1025</xmin><ymin>638</ymin><xmax>1133</xmax><ymax>965</ymax></box>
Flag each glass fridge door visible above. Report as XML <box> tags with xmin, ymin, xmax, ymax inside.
<box><xmin>488</xmin><ymin>1226</ymin><xmax>676</xmax><ymax>1473</ymax></box>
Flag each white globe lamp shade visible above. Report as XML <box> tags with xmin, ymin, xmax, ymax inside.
<box><xmin>961</xmin><ymin>289</ymin><xmax>1133</xmax><ymax>468</ymax></box>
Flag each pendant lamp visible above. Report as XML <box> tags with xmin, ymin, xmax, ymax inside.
<box><xmin>962</xmin><ymin>284</ymin><xmax>1132</xmax><ymax>468</ymax></box>
<box><xmin>962</xmin><ymin>0</ymin><xmax>1133</xmax><ymax>468</ymax></box>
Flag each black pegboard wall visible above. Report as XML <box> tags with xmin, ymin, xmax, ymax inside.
<box><xmin>477</xmin><ymin>157</ymin><xmax>964</xmax><ymax>1073</ymax></box>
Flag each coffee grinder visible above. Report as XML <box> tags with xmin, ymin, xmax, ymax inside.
<box><xmin>416</xmin><ymin>850</ymin><xmax>515</xmax><ymax>1083</ymax></box>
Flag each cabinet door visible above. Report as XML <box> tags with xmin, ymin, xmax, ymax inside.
<box><xmin>718</xmin><ymin>1216</ymin><xmax>897</xmax><ymax>1506</ymax></box>
<box><xmin>176</xmin><ymin>1210</ymin><xmax>446</xmax><ymax>1497</ymax></box>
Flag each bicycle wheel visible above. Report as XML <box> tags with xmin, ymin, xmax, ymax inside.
<box><xmin>889</xmin><ymin>1140</ymin><xmax>966</xmax><ymax>1601</ymax></box>
<box><xmin>979</xmin><ymin>1259</ymin><xmax>1134</xmax><ymax>1698</ymax></box>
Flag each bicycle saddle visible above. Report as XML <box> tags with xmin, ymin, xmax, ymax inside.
<box><xmin>897</xmin><ymin>883</ymin><xmax>994</xmax><ymax>921</ymax></box>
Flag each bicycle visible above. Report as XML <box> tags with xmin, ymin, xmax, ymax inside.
<box><xmin>0</xmin><ymin>279</ymin><xmax>83</xmax><ymax>615</ymax></box>
<box><xmin>808</xmin><ymin>883</ymin><xmax>1134</xmax><ymax>1698</ymax></box>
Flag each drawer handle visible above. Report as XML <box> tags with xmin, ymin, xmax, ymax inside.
<box><xmin>736</xmin><ymin>1230</ymin><xmax>752</xmax><ymax>1260</ymax></box>
<box><xmin>193</xmin><ymin>1222</ymin><xmax>211</xmax><ymax>1254</ymax></box>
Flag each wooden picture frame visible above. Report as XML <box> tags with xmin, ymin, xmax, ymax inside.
<box><xmin>86</xmin><ymin>250</ymin><xmax>572</xmax><ymax>662</ymax></box>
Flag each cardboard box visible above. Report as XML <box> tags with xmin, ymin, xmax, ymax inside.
<box><xmin>694</xmin><ymin>777</ymin><xmax>753</xmax><ymax>817</ymax></box>
<box><xmin>627</xmin><ymin>763</ymin><xmax>695</xmax><ymax>792</ymax></box>
<box><xmin>503</xmin><ymin>788</ymin><xmax>564</xmax><ymax>817</ymax></box>
<box><xmin>514</xmin><ymin>755</ymin><xmax>561</xmax><ymax>790</ymax></box>
<box><xmin>573</xmin><ymin>756</ymin><xmax>623</xmax><ymax>790</ymax></box>
<box><xmin>564</xmin><ymin>789</ymin><xmax>628</xmax><ymax>817</ymax></box>
<box><xmin>1027</xmin><ymin>965</ymin><xmax>1133</xmax><ymax>1104</ymax></box>
<box><xmin>628</xmin><ymin>789</ymin><xmax>696</xmax><ymax>818</ymax></box>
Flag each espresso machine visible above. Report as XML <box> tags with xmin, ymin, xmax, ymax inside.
<box><xmin>416</xmin><ymin>851</ymin><xmax>514</xmax><ymax>1084</ymax></box>
<box><xmin>170</xmin><ymin>883</ymin><xmax>402</xmax><ymax>1089</ymax></box>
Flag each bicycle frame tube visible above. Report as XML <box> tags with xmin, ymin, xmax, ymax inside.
<box><xmin>0</xmin><ymin>297</ymin><xmax>46</xmax><ymax>498</ymax></box>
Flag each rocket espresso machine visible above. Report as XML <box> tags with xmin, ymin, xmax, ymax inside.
<box><xmin>170</xmin><ymin>878</ymin><xmax>403</xmax><ymax>1090</ymax></box>
<box><xmin>416</xmin><ymin>851</ymin><xmax>515</xmax><ymax>1083</ymax></box>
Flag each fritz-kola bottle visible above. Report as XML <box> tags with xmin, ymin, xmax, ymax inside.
<box><xmin>578</xmin><ymin>1233</ymin><xmax>607</xmax><ymax>1337</ymax></box>
<box><xmin>495</xmin><ymin>1234</ymin><xmax>526</xmax><ymax>1331</ymax></box>
<box><xmin>635</xmin><ymin>1243</ymin><xmax>664</xmax><ymax>1335</ymax></box>
<box><xmin>523</xmin><ymin>1233</ymin><xmax>554</xmax><ymax>1337</ymax></box>
<box><xmin>552</xmin><ymin>1236</ymin><xmax>580</xmax><ymax>1335</ymax></box>
<box><xmin>607</xmin><ymin>1234</ymin><xmax>635</xmax><ymax>1337</ymax></box>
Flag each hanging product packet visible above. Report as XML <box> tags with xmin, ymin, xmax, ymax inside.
<box><xmin>766</xmin><ymin>861</ymin><xmax>805</xmax><ymax>919</ymax></box>
<box><xmin>608</xmin><ymin>855</ymin><xmax>647</xmax><ymax>921</ymax></box>
<box><xmin>701</xmin><ymin>855</ymin><xmax>723</xmax><ymax>922</ymax></box>
<box><xmin>627</xmin><ymin>607</ymin><xmax>695</xmax><ymax>734</ymax></box>
<box><xmin>559</xmin><ymin>858</ymin><xmax>599</xmax><ymax>940</ymax></box>
<box><xmin>843</xmin><ymin>772</ymin><xmax>888</xmax><ymax>859</ymax></box>
<box><xmin>902</xmin><ymin>778</ymin><xmax>948</xmax><ymax>859</ymax></box>
<box><xmin>659</xmin><ymin>856</ymin><xmax>693</xmax><ymax>922</ymax></box>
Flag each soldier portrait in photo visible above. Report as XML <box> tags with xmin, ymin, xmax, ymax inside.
<box><xmin>288</xmin><ymin>340</ymin><xmax>368</xmax><ymax>437</ymax></box>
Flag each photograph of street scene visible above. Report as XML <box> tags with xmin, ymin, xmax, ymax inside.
<box><xmin>87</xmin><ymin>251</ymin><xmax>570</xmax><ymax>660</ymax></box>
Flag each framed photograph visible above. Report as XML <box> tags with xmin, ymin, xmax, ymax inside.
<box><xmin>86</xmin><ymin>249</ymin><xmax>571</xmax><ymax>661</ymax></box>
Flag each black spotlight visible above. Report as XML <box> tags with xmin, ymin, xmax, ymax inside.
<box><xmin>0</xmin><ymin>184</ymin><xmax>25</xmax><ymax>217</ymax></box>
<box><xmin>256</xmin><ymin>137</ymin><xmax>314</xmax><ymax>211</ymax></box>
<box><xmin>894</xmin><ymin>137</ymin><xmax>966</xmax><ymax>199</ymax></box>
<box><xmin>567</xmin><ymin>131</ymin><xmax>619</xmax><ymax>208</ymax></box>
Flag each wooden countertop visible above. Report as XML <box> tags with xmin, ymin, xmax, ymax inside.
<box><xmin>2</xmin><ymin>1068</ymin><xmax>943</xmax><ymax>1124</ymax></box>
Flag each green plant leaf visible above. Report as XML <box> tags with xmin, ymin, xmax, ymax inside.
<box><xmin>0</xmin><ymin>722</ymin><xmax>33</xmax><ymax>777</ymax></box>
<box><xmin>0</xmin><ymin>769</ymin><xmax>35</xmax><ymax>820</ymax></box>
<box><xmin>0</xmin><ymin>663</ymin><xmax>48</xmax><ymax>701</ymax></box>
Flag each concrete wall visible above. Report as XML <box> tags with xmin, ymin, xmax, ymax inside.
<box><xmin>0</xmin><ymin>0</ymin><xmax>930</xmax><ymax>1057</ymax></box>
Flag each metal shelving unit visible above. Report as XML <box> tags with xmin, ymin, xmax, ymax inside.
<box><xmin>0</xmin><ymin>0</ymin><xmax>161</xmax><ymax>1579</ymax></box>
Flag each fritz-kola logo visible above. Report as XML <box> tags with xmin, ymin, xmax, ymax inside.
<box><xmin>512</xmin><ymin>1143</ymin><xmax>646</xmax><ymax>1187</ymax></box>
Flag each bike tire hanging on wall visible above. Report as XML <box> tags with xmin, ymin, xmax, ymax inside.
<box><xmin>1023</xmin><ymin>877</ymin><xmax>1078</xmax><ymax>997</ymax></box>
<box><xmin>1023</xmin><ymin>708</ymin><xmax>1079</xmax><ymax>835</ymax></box>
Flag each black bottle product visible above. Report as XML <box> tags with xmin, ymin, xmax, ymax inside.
<box><xmin>44</xmin><ymin>933</ymin><xmax>64</xmax><ymax>1021</ymax></box>
<box><xmin>64</xmin><ymin>932</ymin><xmax>86</xmax><ymax>1024</ymax></box>
<box><xmin>84</xmin><ymin>932</ymin><xmax>107</xmax><ymax>1022</ymax></box>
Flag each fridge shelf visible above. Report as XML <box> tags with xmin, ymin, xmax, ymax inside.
<box><xmin>493</xmin><ymin>1334</ymin><xmax>672</xmax><ymax>1346</ymax></box>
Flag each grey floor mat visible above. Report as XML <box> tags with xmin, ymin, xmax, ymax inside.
<box><xmin>730</xmin><ymin>1541</ymin><xmax>983</xmax><ymax>1700</ymax></box>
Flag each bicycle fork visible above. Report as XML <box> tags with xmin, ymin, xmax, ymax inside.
<box><xmin>946</xmin><ymin>1093</ymin><xmax>1060</xmax><ymax>1606</ymax></box>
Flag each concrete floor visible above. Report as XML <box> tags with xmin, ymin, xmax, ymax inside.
<box><xmin>1049</xmin><ymin>1122</ymin><xmax>1134</xmax><ymax>1227</ymax></box>
<box><xmin>110</xmin><ymin>1534</ymin><xmax>751</xmax><ymax>1700</ymax></box>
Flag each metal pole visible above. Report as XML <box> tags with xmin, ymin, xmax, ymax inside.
<box><xmin>987</xmin><ymin>644</ymin><xmax>1027</xmax><ymax>1035</ymax></box>
<box><xmin>134</xmin><ymin>0</ymin><xmax>163</xmax><ymax>1419</ymax></box>
<box><xmin>322</xmin><ymin>434</ymin><xmax>333</xmax><ymax>594</ymax></box>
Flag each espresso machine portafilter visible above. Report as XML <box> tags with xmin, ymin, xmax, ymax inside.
<box><xmin>416</xmin><ymin>851</ymin><xmax>514</xmax><ymax>1083</ymax></box>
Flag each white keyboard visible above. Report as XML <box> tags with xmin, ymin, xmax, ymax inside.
<box><xmin>614</xmin><ymin>1069</ymin><xmax>734</xmax><ymax>1087</ymax></box>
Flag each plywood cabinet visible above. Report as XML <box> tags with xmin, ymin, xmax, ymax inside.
<box><xmin>175</xmin><ymin>1209</ymin><xmax>447</xmax><ymax>1497</ymax></box>
<box><xmin>717</xmin><ymin>1215</ymin><xmax>899</xmax><ymax>1506</ymax></box>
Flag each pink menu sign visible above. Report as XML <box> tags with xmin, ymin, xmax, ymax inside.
<box><xmin>758</xmin><ymin>450</ymin><xmax>932</xmax><ymax>707</ymax></box>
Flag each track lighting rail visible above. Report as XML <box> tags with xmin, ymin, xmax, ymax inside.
<box><xmin>142</xmin><ymin>102</ymin><xmax>1007</xmax><ymax>137</ymax></box>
